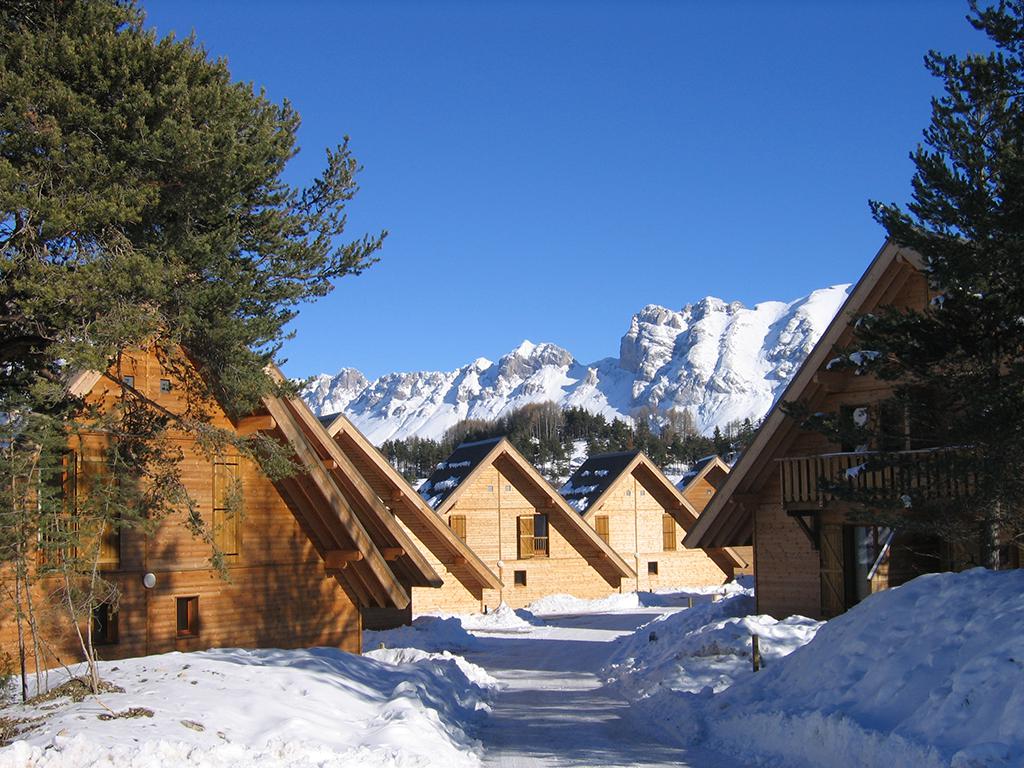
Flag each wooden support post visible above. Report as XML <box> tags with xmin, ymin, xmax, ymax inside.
<box><xmin>236</xmin><ymin>414</ymin><xmax>276</xmax><ymax>436</ymax></box>
<box><xmin>751</xmin><ymin>634</ymin><xmax>761</xmax><ymax>672</ymax></box>
<box><xmin>687</xmin><ymin>596</ymin><xmax>694</xmax><ymax>609</ymax></box>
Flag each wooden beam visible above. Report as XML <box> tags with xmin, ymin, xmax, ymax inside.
<box><xmin>326</xmin><ymin>549</ymin><xmax>364</xmax><ymax>569</ymax></box>
<box><xmin>283</xmin><ymin>397</ymin><xmax>440</xmax><ymax>584</ymax></box>
<box><xmin>381</xmin><ymin>547</ymin><xmax>404</xmax><ymax>561</ymax></box>
<box><xmin>236</xmin><ymin>414</ymin><xmax>276</xmax><ymax>436</ymax></box>
<box><xmin>262</xmin><ymin>394</ymin><xmax>408</xmax><ymax>609</ymax></box>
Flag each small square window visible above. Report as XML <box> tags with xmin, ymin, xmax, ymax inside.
<box><xmin>626</xmin><ymin>489</ymin><xmax>632</xmax><ymax>497</ymax></box>
<box><xmin>648</xmin><ymin>561</ymin><xmax>659</xmax><ymax>575</ymax></box>
<box><xmin>639</xmin><ymin>489</ymin><xmax>646</xmax><ymax>496</ymax></box>
<box><xmin>176</xmin><ymin>596</ymin><xmax>199</xmax><ymax>637</ymax></box>
<box><xmin>122</xmin><ymin>375</ymin><xmax>134</xmax><ymax>388</ymax></box>
<box><xmin>159</xmin><ymin>379</ymin><xmax>172</xmax><ymax>393</ymax></box>
<box><xmin>487</xmin><ymin>485</ymin><xmax>494</xmax><ymax>492</ymax></box>
<box><xmin>505</xmin><ymin>484</ymin><xmax>511</xmax><ymax>492</ymax></box>
<box><xmin>92</xmin><ymin>602</ymin><xmax>118</xmax><ymax>645</ymax></box>
<box><xmin>513</xmin><ymin>570</ymin><xmax>527</xmax><ymax>586</ymax></box>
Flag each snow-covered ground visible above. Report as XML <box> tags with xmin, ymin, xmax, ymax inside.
<box><xmin>5</xmin><ymin>571</ymin><xmax>1019</xmax><ymax>768</ymax></box>
<box><xmin>0</xmin><ymin>647</ymin><xmax>496</xmax><ymax>768</ymax></box>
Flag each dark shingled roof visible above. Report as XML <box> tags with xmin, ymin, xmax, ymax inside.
<box><xmin>559</xmin><ymin>450</ymin><xmax>640</xmax><ymax>515</ymax></box>
<box><xmin>317</xmin><ymin>413</ymin><xmax>338</xmax><ymax>428</ymax></box>
<box><xmin>676</xmin><ymin>454</ymin><xmax>719</xmax><ymax>491</ymax></box>
<box><xmin>419</xmin><ymin>437</ymin><xmax>503</xmax><ymax>510</ymax></box>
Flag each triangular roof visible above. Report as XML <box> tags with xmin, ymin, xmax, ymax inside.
<box><xmin>560</xmin><ymin>451</ymin><xmax>640</xmax><ymax>514</ymax></box>
<box><xmin>676</xmin><ymin>454</ymin><xmax>731</xmax><ymax>494</ymax></box>
<box><xmin>684</xmin><ymin>240</ymin><xmax>927</xmax><ymax>549</ymax></box>
<box><xmin>561</xmin><ymin>449</ymin><xmax>745</xmax><ymax>569</ymax></box>
<box><xmin>419</xmin><ymin>437</ymin><xmax>504</xmax><ymax>511</ymax></box>
<box><xmin>71</xmin><ymin>356</ymin><xmax>439</xmax><ymax>610</ymax></box>
<box><xmin>425</xmin><ymin>437</ymin><xmax>637</xmax><ymax>582</ymax></box>
<box><xmin>318</xmin><ymin>412</ymin><xmax>502</xmax><ymax>593</ymax></box>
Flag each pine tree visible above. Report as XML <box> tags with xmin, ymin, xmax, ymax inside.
<box><xmin>820</xmin><ymin>1</ymin><xmax>1024</xmax><ymax>564</ymax></box>
<box><xmin>0</xmin><ymin>0</ymin><xmax>383</xmax><ymax>692</ymax></box>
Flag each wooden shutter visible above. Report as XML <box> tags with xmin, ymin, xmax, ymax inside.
<box><xmin>820</xmin><ymin>523</ymin><xmax>846</xmax><ymax>618</ymax></box>
<box><xmin>662</xmin><ymin>514</ymin><xmax>677</xmax><ymax>551</ymax></box>
<box><xmin>518</xmin><ymin>515</ymin><xmax>534</xmax><ymax>559</ymax></box>
<box><xmin>449</xmin><ymin>515</ymin><xmax>467</xmax><ymax>542</ymax></box>
<box><xmin>595</xmin><ymin>515</ymin><xmax>610</xmax><ymax>544</ymax></box>
<box><xmin>75</xmin><ymin>454</ymin><xmax>120</xmax><ymax>569</ymax></box>
<box><xmin>213</xmin><ymin>457</ymin><xmax>241</xmax><ymax>557</ymax></box>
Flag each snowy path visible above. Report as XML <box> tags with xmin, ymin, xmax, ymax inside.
<box><xmin>465</xmin><ymin>607</ymin><xmax>736</xmax><ymax>768</ymax></box>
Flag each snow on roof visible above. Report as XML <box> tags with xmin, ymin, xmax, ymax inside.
<box><xmin>675</xmin><ymin>454</ymin><xmax>721</xmax><ymax>490</ymax></box>
<box><xmin>419</xmin><ymin>437</ymin><xmax>503</xmax><ymax>509</ymax></box>
<box><xmin>559</xmin><ymin>451</ymin><xmax>639</xmax><ymax>514</ymax></box>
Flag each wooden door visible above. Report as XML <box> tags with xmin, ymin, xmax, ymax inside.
<box><xmin>819</xmin><ymin>523</ymin><xmax>846</xmax><ymax>618</ymax></box>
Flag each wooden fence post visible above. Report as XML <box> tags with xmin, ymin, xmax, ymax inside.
<box><xmin>751</xmin><ymin>634</ymin><xmax>761</xmax><ymax>672</ymax></box>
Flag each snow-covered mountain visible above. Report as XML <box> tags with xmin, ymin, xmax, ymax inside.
<box><xmin>302</xmin><ymin>285</ymin><xmax>851</xmax><ymax>445</ymax></box>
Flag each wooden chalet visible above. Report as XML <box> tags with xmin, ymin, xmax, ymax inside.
<box><xmin>675</xmin><ymin>455</ymin><xmax>752</xmax><ymax>572</ymax></box>
<box><xmin>0</xmin><ymin>347</ymin><xmax>440</xmax><ymax>669</ymax></box>
<box><xmin>416</xmin><ymin>437</ymin><xmax>635</xmax><ymax>611</ymax></box>
<box><xmin>560</xmin><ymin>451</ymin><xmax>743</xmax><ymax>592</ymax></box>
<box><xmin>318</xmin><ymin>412</ymin><xmax>502</xmax><ymax>626</ymax></box>
<box><xmin>684</xmin><ymin>240</ymin><xmax>1021</xmax><ymax>619</ymax></box>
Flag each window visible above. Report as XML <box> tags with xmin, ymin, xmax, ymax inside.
<box><xmin>159</xmin><ymin>378</ymin><xmax>172</xmax><ymax>393</ymax></box>
<box><xmin>518</xmin><ymin>514</ymin><xmax>549</xmax><ymax>559</ymax></box>
<box><xmin>487</xmin><ymin>485</ymin><xmax>494</xmax><ymax>492</ymax></box>
<box><xmin>92</xmin><ymin>602</ymin><xmax>118</xmax><ymax>645</ymax></box>
<box><xmin>626</xmin><ymin>489</ymin><xmax>632</xmax><ymax>496</ymax></box>
<box><xmin>41</xmin><ymin>451</ymin><xmax>120</xmax><ymax>568</ymax></box>
<box><xmin>122</xmin><ymin>375</ymin><xmax>134</xmax><ymax>388</ymax></box>
<box><xmin>176</xmin><ymin>596</ymin><xmax>199</xmax><ymax>637</ymax></box>
<box><xmin>595</xmin><ymin>515</ymin><xmax>610</xmax><ymax>545</ymax></box>
<box><xmin>449</xmin><ymin>515</ymin><xmax>467</xmax><ymax>542</ymax></box>
<box><xmin>662</xmin><ymin>514</ymin><xmax>677</xmax><ymax>551</ymax></box>
<box><xmin>513</xmin><ymin>570</ymin><xmax>527</xmax><ymax>586</ymax></box>
<box><xmin>213</xmin><ymin>457</ymin><xmax>242</xmax><ymax>557</ymax></box>
<box><xmin>648</xmin><ymin>561</ymin><xmax>659</xmax><ymax>575</ymax></box>
<box><xmin>505</xmin><ymin>484</ymin><xmax>511</xmax><ymax>492</ymax></box>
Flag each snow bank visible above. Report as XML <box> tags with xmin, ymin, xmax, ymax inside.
<box><xmin>364</xmin><ymin>615</ymin><xmax>482</xmax><ymax>653</ymax></box>
<box><xmin>606</xmin><ymin>586</ymin><xmax>820</xmax><ymax>701</ymax></box>
<box><xmin>634</xmin><ymin>569</ymin><xmax>1024</xmax><ymax>768</ymax></box>
<box><xmin>527</xmin><ymin>592</ymin><xmax>644</xmax><ymax>616</ymax></box>
<box><xmin>453</xmin><ymin>603</ymin><xmax>539</xmax><ymax>633</ymax></box>
<box><xmin>0</xmin><ymin>646</ymin><xmax>492</xmax><ymax>768</ymax></box>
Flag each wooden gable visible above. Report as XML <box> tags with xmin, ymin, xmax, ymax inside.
<box><xmin>684</xmin><ymin>240</ymin><xmax>929</xmax><ymax>550</ymax></box>
<box><xmin>319</xmin><ymin>412</ymin><xmax>502</xmax><ymax>593</ymax></box>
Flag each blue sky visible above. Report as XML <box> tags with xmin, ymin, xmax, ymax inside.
<box><xmin>143</xmin><ymin>1</ymin><xmax>982</xmax><ymax>380</ymax></box>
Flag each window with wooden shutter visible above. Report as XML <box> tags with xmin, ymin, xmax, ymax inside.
<box><xmin>449</xmin><ymin>515</ymin><xmax>467</xmax><ymax>542</ymax></box>
<box><xmin>518</xmin><ymin>515</ymin><xmax>534</xmax><ymax>559</ymax></box>
<box><xmin>213</xmin><ymin>457</ymin><xmax>242</xmax><ymax>557</ymax></box>
<box><xmin>662</xmin><ymin>514</ymin><xmax>677</xmax><ymax>551</ymax></box>
<box><xmin>79</xmin><ymin>455</ymin><xmax>121</xmax><ymax>568</ymax></box>
<box><xmin>595</xmin><ymin>515</ymin><xmax>610</xmax><ymax>544</ymax></box>
<box><xmin>92</xmin><ymin>601</ymin><xmax>118</xmax><ymax>645</ymax></box>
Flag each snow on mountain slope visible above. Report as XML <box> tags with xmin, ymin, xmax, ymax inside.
<box><xmin>302</xmin><ymin>285</ymin><xmax>851</xmax><ymax>444</ymax></box>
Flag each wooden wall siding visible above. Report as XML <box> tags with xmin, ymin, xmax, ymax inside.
<box><xmin>682</xmin><ymin>474</ymin><xmax>719</xmax><ymax>512</ymax></box>
<box><xmin>0</xmin><ymin>348</ymin><xmax>367</xmax><ymax>670</ymax></box>
<box><xmin>589</xmin><ymin>470</ymin><xmax>733</xmax><ymax>593</ymax></box>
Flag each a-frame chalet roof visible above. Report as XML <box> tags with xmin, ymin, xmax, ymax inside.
<box><xmin>71</xmin><ymin>358</ymin><xmax>441</xmax><ymax>611</ymax></box>
<box><xmin>676</xmin><ymin>455</ymin><xmax>731</xmax><ymax>493</ymax></box>
<box><xmin>318</xmin><ymin>413</ymin><xmax>502</xmax><ymax>593</ymax></box>
<box><xmin>419</xmin><ymin>437</ymin><xmax>504</xmax><ymax>511</ymax></box>
<box><xmin>684</xmin><ymin>240</ymin><xmax>927</xmax><ymax>550</ymax></box>
<box><xmin>561</xmin><ymin>449</ymin><xmax>745</xmax><ymax>569</ymax></box>
<box><xmin>425</xmin><ymin>437</ymin><xmax>637</xmax><ymax>582</ymax></box>
<box><xmin>560</xmin><ymin>451</ymin><xmax>640</xmax><ymax>514</ymax></box>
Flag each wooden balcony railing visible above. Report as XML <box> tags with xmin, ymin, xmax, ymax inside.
<box><xmin>779</xmin><ymin>448</ymin><xmax>975</xmax><ymax>509</ymax></box>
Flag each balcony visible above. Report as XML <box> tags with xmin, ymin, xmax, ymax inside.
<box><xmin>779</xmin><ymin>448</ymin><xmax>975</xmax><ymax>510</ymax></box>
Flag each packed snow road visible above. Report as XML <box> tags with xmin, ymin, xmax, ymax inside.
<box><xmin>463</xmin><ymin>604</ymin><xmax>737</xmax><ymax>768</ymax></box>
